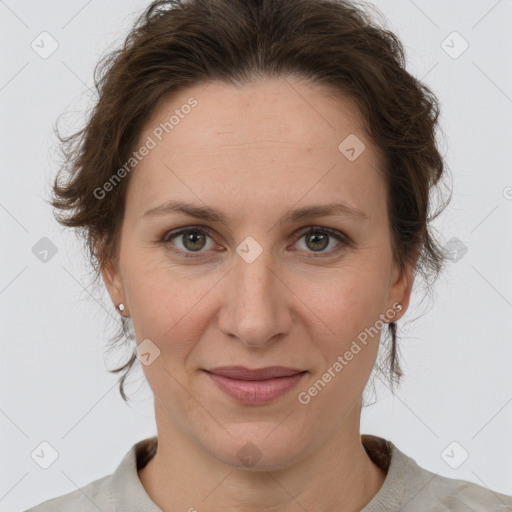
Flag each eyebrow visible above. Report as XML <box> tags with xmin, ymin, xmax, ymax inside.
<box><xmin>142</xmin><ymin>199</ymin><xmax>369</xmax><ymax>224</ymax></box>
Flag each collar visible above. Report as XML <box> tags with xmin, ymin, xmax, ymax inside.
<box><xmin>110</xmin><ymin>434</ymin><xmax>412</xmax><ymax>511</ymax></box>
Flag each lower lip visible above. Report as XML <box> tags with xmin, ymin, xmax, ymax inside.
<box><xmin>205</xmin><ymin>371</ymin><xmax>307</xmax><ymax>405</ymax></box>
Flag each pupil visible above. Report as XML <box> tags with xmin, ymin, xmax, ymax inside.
<box><xmin>307</xmin><ymin>233</ymin><xmax>328</xmax><ymax>251</ymax></box>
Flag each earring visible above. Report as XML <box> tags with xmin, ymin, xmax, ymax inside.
<box><xmin>386</xmin><ymin>303</ymin><xmax>403</xmax><ymax>324</ymax></box>
<box><xmin>117</xmin><ymin>303</ymin><xmax>125</xmax><ymax>314</ymax></box>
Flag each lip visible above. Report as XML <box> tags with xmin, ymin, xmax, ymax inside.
<box><xmin>204</xmin><ymin>366</ymin><xmax>307</xmax><ymax>405</ymax></box>
<box><xmin>207</xmin><ymin>366</ymin><xmax>305</xmax><ymax>380</ymax></box>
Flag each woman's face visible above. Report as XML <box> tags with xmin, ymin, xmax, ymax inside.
<box><xmin>103</xmin><ymin>77</ymin><xmax>413</xmax><ymax>469</ymax></box>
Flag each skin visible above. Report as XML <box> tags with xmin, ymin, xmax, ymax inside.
<box><xmin>101</xmin><ymin>77</ymin><xmax>415</xmax><ymax>511</ymax></box>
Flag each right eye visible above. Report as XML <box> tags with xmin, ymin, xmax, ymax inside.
<box><xmin>160</xmin><ymin>226</ymin><xmax>219</xmax><ymax>258</ymax></box>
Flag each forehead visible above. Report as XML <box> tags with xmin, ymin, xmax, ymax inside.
<box><xmin>141</xmin><ymin>78</ymin><xmax>370</xmax><ymax>152</ymax></box>
<box><xmin>126</xmin><ymin>78</ymin><xmax>385</xmax><ymax>221</ymax></box>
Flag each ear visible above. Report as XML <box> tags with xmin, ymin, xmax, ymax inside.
<box><xmin>101</xmin><ymin>259</ymin><xmax>125</xmax><ymax>306</ymax></box>
<box><xmin>96</xmin><ymin>238</ymin><xmax>128</xmax><ymax>315</ymax></box>
<box><xmin>387</xmin><ymin>258</ymin><xmax>415</xmax><ymax>322</ymax></box>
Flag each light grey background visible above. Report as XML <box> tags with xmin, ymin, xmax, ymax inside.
<box><xmin>1</xmin><ymin>0</ymin><xmax>511</xmax><ymax>510</ymax></box>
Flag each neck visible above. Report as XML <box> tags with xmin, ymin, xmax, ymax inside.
<box><xmin>139</xmin><ymin>400</ymin><xmax>387</xmax><ymax>512</ymax></box>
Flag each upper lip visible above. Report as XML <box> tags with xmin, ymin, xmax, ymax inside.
<box><xmin>205</xmin><ymin>366</ymin><xmax>305</xmax><ymax>381</ymax></box>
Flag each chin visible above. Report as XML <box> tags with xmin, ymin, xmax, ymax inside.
<box><xmin>198</xmin><ymin>421</ymin><xmax>310</xmax><ymax>471</ymax></box>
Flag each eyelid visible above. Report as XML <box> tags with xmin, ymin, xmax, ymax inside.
<box><xmin>160</xmin><ymin>224</ymin><xmax>351</xmax><ymax>258</ymax></box>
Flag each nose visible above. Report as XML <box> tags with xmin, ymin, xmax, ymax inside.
<box><xmin>217</xmin><ymin>242</ymin><xmax>293</xmax><ymax>348</ymax></box>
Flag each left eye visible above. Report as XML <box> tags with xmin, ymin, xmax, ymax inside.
<box><xmin>161</xmin><ymin>226</ymin><xmax>349</xmax><ymax>258</ymax></box>
<box><xmin>294</xmin><ymin>227</ymin><xmax>346</xmax><ymax>254</ymax></box>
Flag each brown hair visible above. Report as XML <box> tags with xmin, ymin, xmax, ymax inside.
<box><xmin>51</xmin><ymin>0</ymin><xmax>450</xmax><ymax>402</ymax></box>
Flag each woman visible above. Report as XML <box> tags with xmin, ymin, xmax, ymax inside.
<box><xmin>26</xmin><ymin>0</ymin><xmax>512</xmax><ymax>510</ymax></box>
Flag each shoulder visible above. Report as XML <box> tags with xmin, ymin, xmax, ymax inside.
<box><xmin>361</xmin><ymin>435</ymin><xmax>512</xmax><ymax>512</ymax></box>
<box><xmin>23</xmin><ymin>474</ymin><xmax>114</xmax><ymax>512</ymax></box>
<box><xmin>413</xmin><ymin>471</ymin><xmax>512</xmax><ymax>512</ymax></box>
<box><xmin>393</xmin><ymin>443</ymin><xmax>512</xmax><ymax>511</ymax></box>
<box><xmin>24</xmin><ymin>436</ymin><xmax>158</xmax><ymax>512</ymax></box>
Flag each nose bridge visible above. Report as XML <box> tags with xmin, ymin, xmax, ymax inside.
<box><xmin>218</xmin><ymin>238</ymin><xmax>290</xmax><ymax>346</ymax></box>
<box><xmin>235</xmin><ymin>244</ymin><xmax>275</xmax><ymax>306</ymax></box>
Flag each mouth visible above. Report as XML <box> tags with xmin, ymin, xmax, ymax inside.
<box><xmin>205</xmin><ymin>366</ymin><xmax>306</xmax><ymax>380</ymax></box>
<box><xmin>203</xmin><ymin>366</ymin><xmax>307</xmax><ymax>405</ymax></box>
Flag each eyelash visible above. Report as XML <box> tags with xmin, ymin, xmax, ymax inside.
<box><xmin>159</xmin><ymin>225</ymin><xmax>351</xmax><ymax>259</ymax></box>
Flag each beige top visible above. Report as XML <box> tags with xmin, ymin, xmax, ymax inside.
<box><xmin>25</xmin><ymin>435</ymin><xmax>512</xmax><ymax>511</ymax></box>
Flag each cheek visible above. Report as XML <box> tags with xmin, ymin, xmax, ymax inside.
<box><xmin>297</xmin><ymin>288</ymin><xmax>385</xmax><ymax>414</ymax></box>
<box><xmin>123</xmin><ymin>252</ymin><xmax>195</xmax><ymax>322</ymax></box>
<box><xmin>122</xmin><ymin>257</ymin><xmax>221</xmax><ymax>363</ymax></box>
<box><xmin>294</xmin><ymin>265</ymin><xmax>390</xmax><ymax>387</ymax></box>
<box><xmin>293</xmin><ymin>262</ymin><xmax>390</xmax><ymax>338</ymax></box>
